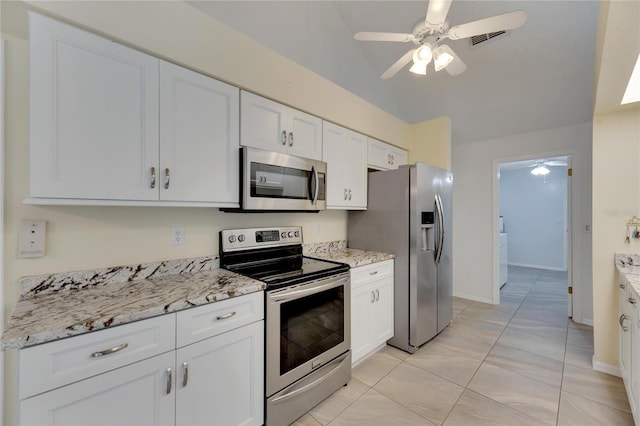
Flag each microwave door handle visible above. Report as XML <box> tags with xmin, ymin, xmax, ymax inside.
<box><xmin>309</xmin><ymin>165</ymin><xmax>319</xmax><ymax>205</ymax></box>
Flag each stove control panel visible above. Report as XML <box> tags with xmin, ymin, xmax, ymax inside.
<box><xmin>221</xmin><ymin>226</ymin><xmax>303</xmax><ymax>252</ymax></box>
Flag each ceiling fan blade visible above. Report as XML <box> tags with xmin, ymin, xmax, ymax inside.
<box><xmin>447</xmin><ymin>10</ymin><xmax>527</xmax><ymax>40</ymax></box>
<box><xmin>381</xmin><ymin>49</ymin><xmax>417</xmax><ymax>79</ymax></box>
<box><xmin>425</xmin><ymin>0</ymin><xmax>453</xmax><ymax>30</ymax></box>
<box><xmin>438</xmin><ymin>45</ymin><xmax>466</xmax><ymax>76</ymax></box>
<box><xmin>354</xmin><ymin>32</ymin><xmax>415</xmax><ymax>42</ymax></box>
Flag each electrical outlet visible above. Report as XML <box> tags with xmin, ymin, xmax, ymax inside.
<box><xmin>171</xmin><ymin>226</ymin><xmax>185</xmax><ymax>246</ymax></box>
<box><xmin>19</xmin><ymin>220</ymin><xmax>46</xmax><ymax>257</ymax></box>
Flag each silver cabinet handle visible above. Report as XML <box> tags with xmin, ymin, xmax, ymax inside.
<box><xmin>150</xmin><ymin>167</ymin><xmax>156</xmax><ymax>189</ymax></box>
<box><xmin>344</xmin><ymin>188</ymin><xmax>348</xmax><ymax>200</ymax></box>
<box><xmin>369</xmin><ymin>270</ymin><xmax>378</xmax><ymax>276</ymax></box>
<box><xmin>371</xmin><ymin>291</ymin><xmax>375</xmax><ymax>303</ymax></box>
<box><xmin>91</xmin><ymin>342</ymin><xmax>128</xmax><ymax>358</ymax></box>
<box><xmin>165</xmin><ymin>367</ymin><xmax>172</xmax><ymax>395</ymax></box>
<box><xmin>289</xmin><ymin>132</ymin><xmax>294</xmax><ymax>147</ymax></box>
<box><xmin>376</xmin><ymin>289</ymin><xmax>380</xmax><ymax>301</ymax></box>
<box><xmin>216</xmin><ymin>311</ymin><xmax>236</xmax><ymax>320</ymax></box>
<box><xmin>628</xmin><ymin>297</ymin><xmax>637</xmax><ymax>305</ymax></box>
<box><xmin>164</xmin><ymin>168</ymin><xmax>170</xmax><ymax>189</ymax></box>
<box><xmin>620</xmin><ymin>283</ymin><xmax>626</xmax><ymax>290</ymax></box>
<box><xmin>182</xmin><ymin>361</ymin><xmax>189</xmax><ymax>388</ymax></box>
<box><xmin>281</xmin><ymin>130</ymin><xmax>287</xmax><ymax>146</ymax></box>
<box><xmin>620</xmin><ymin>314</ymin><xmax>630</xmax><ymax>331</ymax></box>
<box><xmin>348</xmin><ymin>189</ymin><xmax>352</xmax><ymax>200</ymax></box>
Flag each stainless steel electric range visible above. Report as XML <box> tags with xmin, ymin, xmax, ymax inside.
<box><xmin>220</xmin><ymin>226</ymin><xmax>351</xmax><ymax>426</ymax></box>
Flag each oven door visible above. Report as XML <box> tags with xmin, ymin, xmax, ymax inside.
<box><xmin>266</xmin><ymin>272</ymin><xmax>350</xmax><ymax>396</ymax></box>
<box><xmin>242</xmin><ymin>147</ymin><xmax>326</xmax><ymax>211</ymax></box>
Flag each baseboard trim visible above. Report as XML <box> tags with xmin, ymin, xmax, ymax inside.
<box><xmin>508</xmin><ymin>262</ymin><xmax>567</xmax><ymax>272</ymax></box>
<box><xmin>592</xmin><ymin>356</ymin><xmax>621</xmax><ymax>377</ymax></box>
<box><xmin>452</xmin><ymin>292</ymin><xmax>495</xmax><ymax>305</ymax></box>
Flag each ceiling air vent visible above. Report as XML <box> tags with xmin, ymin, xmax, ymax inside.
<box><xmin>469</xmin><ymin>30</ymin><xmax>506</xmax><ymax>46</ymax></box>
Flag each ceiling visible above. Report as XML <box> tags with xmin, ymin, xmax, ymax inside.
<box><xmin>187</xmin><ymin>1</ymin><xmax>600</xmax><ymax>146</ymax></box>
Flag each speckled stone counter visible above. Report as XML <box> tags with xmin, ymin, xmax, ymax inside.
<box><xmin>616</xmin><ymin>253</ymin><xmax>640</xmax><ymax>299</ymax></box>
<box><xmin>304</xmin><ymin>241</ymin><xmax>394</xmax><ymax>268</ymax></box>
<box><xmin>2</xmin><ymin>256</ymin><xmax>265</xmax><ymax>350</ymax></box>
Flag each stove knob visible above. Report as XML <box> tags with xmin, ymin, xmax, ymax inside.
<box><xmin>294</xmin><ymin>231</ymin><xmax>300</xmax><ymax>238</ymax></box>
<box><xmin>288</xmin><ymin>231</ymin><xmax>294</xmax><ymax>238</ymax></box>
<box><xmin>228</xmin><ymin>235</ymin><xmax>236</xmax><ymax>243</ymax></box>
<box><xmin>238</xmin><ymin>234</ymin><xmax>245</xmax><ymax>242</ymax></box>
<box><xmin>281</xmin><ymin>232</ymin><xmax>287</xmax><ymax>239</ymax></box>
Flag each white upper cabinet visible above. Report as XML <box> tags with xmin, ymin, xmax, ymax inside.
<box><xmin>159</xmin><ymin>61</ymin><xmax>239</xmax><ymax>204</ymax></box>
<box><xmin>322</xmin><ymin>122</ymin><xmax>367</xmax><ymax>210</ymax></box>
<box><xmin>29</xmin><ymin>12</ymin><xmax>160</xmax><ymax>201</ymax></box>
<box><xmin>367</xmin><ymin>138</ymin><xmax>408</xmax><ymax>170</ymax></box>
<box><xmin>240</xmin><ymin>91</ymin><xmax>323</xmax><ymax>160</ymax></box>
<box><xmin>28</xmin><ymin>13</ymin><xmax>240</xmax><ymax>207</ymax></box>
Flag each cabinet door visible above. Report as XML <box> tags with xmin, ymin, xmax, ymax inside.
<box><xmin>323</xmin><ymin>122</ymin><xmax>367</xmax><ymax>209</ymax></box>
<box><xmin>344</xmin><ymin>131</ymin><xmax>368</xmax><ymax>209</ymax></box>
<box><xmin>20</xmin><ymin>351</ymin><xmax>175</xmax><ymax>426</ymax></box>
<box><xmin>371</xmin><ymin>278</ymin><xmax>395</xmax><ymax>345</ymax></box>
<box><xmin>240</xmin><ymin>91</ymin><xmax>288</xmax><ymax>154</ymax></box>
<box><xmin>288</xmin><ymin>109</ymin><xmax>323</xmax><ymax>160</ymax></box>
<box><xmin>176</xmin><ymin>321</ymin><xmax>264</xmax><ymax>426</ymax></box>
<box><xmin>389</xmin><ymin>147</ymin><xmax>408</xmax><ymax>169</ymax></box>
<box><xmin>351</xmin><ymin>281</ymin><xmax>374</xmax><ymax>365</ymax></box>
<box><xmin>160</xmin><ymin>61</ymin><xmax>239</xmax><ymax>204</ymax></box>
<box><xmin>29</xmin><ymin>12</ymin><xmax>159</xmax><ymax>201</ymax></box>
<box><xmin>367</xmin><ymin>138</ymin><xmax>391</xmax><ymax>170</ymax></box>
<box><xmin>631</xmin><ymin>309</ymin><xmax>639</xmax><ymax>416</ymax></box>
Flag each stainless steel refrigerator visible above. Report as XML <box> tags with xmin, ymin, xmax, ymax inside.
<box><xmin>348</xmin><ymin>163</ymin><xmax>452</xmax><ymax>353</ymax></box>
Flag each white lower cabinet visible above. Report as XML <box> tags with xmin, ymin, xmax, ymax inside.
<box><xmin>350</xmin><ymin>260</ymin><xmax>394</xmax><ymax>365</ymax></box>
<box><xmin>18</xmin><ymin>293</ymin><xmax>264</xmax><ymax>426</ymax></box>
<box><xmin>20</xmin><ymin>351</ymin><xmax>176</xmax><ymax>426</ymax></box>
<box><xmin>618</xmin><ymin>274</ymin><xmax>640</xmax><ymax>425</ymax></box>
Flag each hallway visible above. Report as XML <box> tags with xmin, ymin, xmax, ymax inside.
<box><xmin>294</xmin><ymin>266</ymin><xmax>632</xmax><ymax>425</ymax></box>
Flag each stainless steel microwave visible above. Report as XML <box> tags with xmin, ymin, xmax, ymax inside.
<box><xmin>234</xmin><ymin>147</ymin><xmax>326</xmax><ymax>212</ymax></box>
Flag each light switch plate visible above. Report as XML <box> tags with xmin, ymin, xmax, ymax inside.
<box><xmin>19</xmin><ymin>220</ymin><xmax>46</xmax><ymax>258</ymax></box>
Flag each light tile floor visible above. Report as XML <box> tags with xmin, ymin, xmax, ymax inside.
<box><xmin>293</xmin><ymin>266</ymin><xmax>634</xmax><ymax>426</ymax></box>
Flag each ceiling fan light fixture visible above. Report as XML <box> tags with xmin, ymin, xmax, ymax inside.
<box><xmin>410</xmin><ymin>45</ymin><xmax>432</xmax><ymax>75</ymax></box>
<box><xmin>433</xmin><ymin>47</ymin><xmax>454</xmax><ymax>72</ymax></box>
<box><xmin>531</xmin><ymin>164</ymin><xmax>550</xmax><ymax>176</ymax></box>
<box><xmin>409</xmin><ymin>61</ymin><xmax>428</xmax><ymax>75</ymax></box>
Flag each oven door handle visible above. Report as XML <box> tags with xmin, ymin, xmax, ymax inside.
<box><xmin>269</xmin><ymin>277</ymin><xmax>348</xmax><ymax>303</ymax></box>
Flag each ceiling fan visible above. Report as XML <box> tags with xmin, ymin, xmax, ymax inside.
<box><xmin>353</xmin><ymin>0</ymin><xmax>527</xmax><ymax>79</ymax></box>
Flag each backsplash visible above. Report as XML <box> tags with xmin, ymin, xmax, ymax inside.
<box><xmin>20</xmin><ymin>256</ymin><xmax>219</xmax><ymax>297</ymax></box>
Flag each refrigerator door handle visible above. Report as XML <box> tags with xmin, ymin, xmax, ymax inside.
<box><xmin>435</xmin><ymin>194</ymin><xmax>445</xmax><ymax>264</ymax></box>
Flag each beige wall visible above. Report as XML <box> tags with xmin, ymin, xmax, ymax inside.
<box><xmin>409</xmin><ymin>116</ymin><xmax>451</xmax><ymax>170</ymax></box>
<box><xmin>592</xmin><ymin>108</ymin><xmax>640</xmax><ymax>369</ymax></box>
<box><xmin>0</xmin><ymin>1</ymin><xmax>456</xmax><ymax>423</ymax></box>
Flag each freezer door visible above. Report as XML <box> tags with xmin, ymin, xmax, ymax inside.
<box><xmin>410</xmin><ymin>165</ymin><xmax>438</xmax><ymax>347</ymax></box>
<box><xmin>436</xmin><ymin>171</ymin><xmax>453</xmax><ymax>333</ymax></box>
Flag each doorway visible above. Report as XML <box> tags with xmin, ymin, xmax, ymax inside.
<box><xmin>495</xmin><ymin>155</ymin><xmax>573</xmax><ymax>317</ymax></box>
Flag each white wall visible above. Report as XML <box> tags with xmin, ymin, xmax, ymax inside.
<box><xmin>500</xmin><ymin>166</ymin><xmax>568</xmax><ymax>271</ymax></box>
<box><xmin>452</xmin><ymin>122</ymin><xmax>592</xmax><ymax>327</ymax></box>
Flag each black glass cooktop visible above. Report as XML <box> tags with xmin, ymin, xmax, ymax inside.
<box><xmin>221</xmin><ymin>245</ymin><xmax>349</xmax><ymax>289</ymax></box>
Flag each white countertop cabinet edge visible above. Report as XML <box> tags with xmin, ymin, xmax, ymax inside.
<box><xmin>618</xmin><ymin>272</ymin><xmax>640</xmax><ymax>426</ymax></box>
<box><xmin>28</xmin><ymin>12</ymin><xmax>240</xmax><ymax>207</ymax></box>
<box><xmin>350</xmin><ymin>259</ymin><xmax>394</xmax><ymax>365</ymax></box>
<box><xmin>18</xmin><ymin>292</ymin><xmax>264</xmax><ymax>426</ymax></box>
<box><xmin>322</xmin><ymin>121</ymin><xmax>368</xmax><ymax>210</ymax></box>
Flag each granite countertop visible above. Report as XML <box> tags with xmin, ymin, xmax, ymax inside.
<box><xmin>304</xmin><ymin>241</ymin><xmax>395</xmax><ymax>268</ymax></box>
<box><xmin>615</xmin><ymin>253</ymin><xmax>640</xmax><ymax>298</ymax></box>
<box><xmin>1</xmin><ymin>256</ymin><xmax>265</xmax><ymax>350</ymax></box>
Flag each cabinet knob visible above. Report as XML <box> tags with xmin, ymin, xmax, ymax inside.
<box><xmin>281</xmin><ymin>130</ymin><xmax>287</xmax><ymax>146</ymax></box>
<box><xmin>289</xmin><ymin>132</ymin><xmax>294</xmax><ymax>147</ymax></box>
<box><xmin>150</xmin><ymin>167</ymin><xmax>156</xmax><ymax>189</ymax></box>
<box><xmin>164</xmin><ymin>168</ymin><xmax>170</xmax><ymax>189</ymax></box>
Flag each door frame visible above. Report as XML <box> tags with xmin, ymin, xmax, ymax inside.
<box><xmin>492</xmin><ymin>149</ymin><xmax>580</xmax><ymax>322</ymax></box>
<box><xmin>1</xmin><ymin>37</ymin><xmax>5</xmax><ymax>422</ymax></box>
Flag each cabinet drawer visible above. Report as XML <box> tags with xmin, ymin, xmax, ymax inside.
<box><xmin>351</xmin><ymin>260</ymin><xmax>394</xmax><ymax>288</ymax></box>
<box><xmin>176</xmin><ymin>292</ymin><xmax>264</xmax><ymax>348</ymax></box>
<box><xmin>20</xmin><ymin>314</ymin><xmax>176</xmax><ymax>399</ymax></box>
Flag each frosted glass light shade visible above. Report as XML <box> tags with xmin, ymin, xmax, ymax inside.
<box><xmin>434</xmin><ymin>48</ymin><xmax>454</xmax><ymax>72</ymax></box>
<box><xmin>531</xmin><ymin>165</ymin><xmax>550</xmax><ymax>176</ymax></box>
